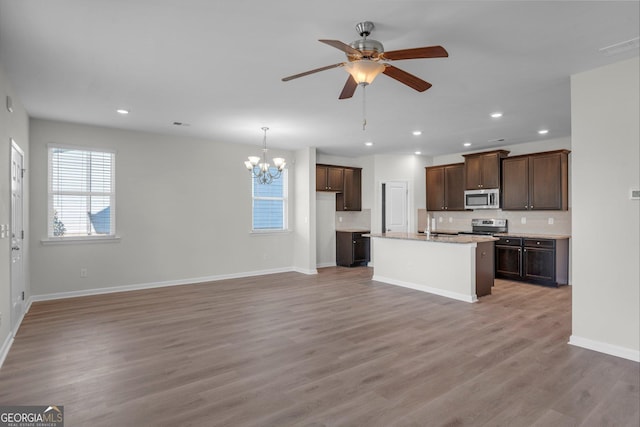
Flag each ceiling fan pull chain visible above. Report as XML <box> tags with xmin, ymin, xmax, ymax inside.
<box><xmin>362</xmin><ymin>84</ymin><xmax>367</xmax><ymax>131</ymax></box>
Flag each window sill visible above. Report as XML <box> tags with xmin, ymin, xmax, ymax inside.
<box><xmin>41</xmin><ymin>235</ymin><xmax>122</xmax><ymax>245</ymax></box>
<box><xmin>250</xmin><ymin>229</ymin><xmax>291</xmax><ymax>235</ymax></box>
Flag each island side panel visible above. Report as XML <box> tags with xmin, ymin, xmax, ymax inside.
<box><xmin>475</xmin><ymin>241</ymin><xmax>495</xmax><ymax>297</ymax></box>
<box><xmin>371</xmin><ymin>237</ymin><xmax>478</xmax><ymax>303</ymax></box>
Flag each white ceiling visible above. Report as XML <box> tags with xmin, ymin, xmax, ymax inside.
<box><xmin>0</xmin><ymin>1</ymin><xmax>638</xmax><ymax>157</ymax></box>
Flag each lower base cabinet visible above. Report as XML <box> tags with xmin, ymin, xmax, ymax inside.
<box><xmin>336</xmin><ymin>231</ymin><xmax>370</xmax><ymax>267</ymax></box>
<box><xmin>495</xmin><ymin>236</ymin><xmax>569</xmax><ymax>287</ymax></box>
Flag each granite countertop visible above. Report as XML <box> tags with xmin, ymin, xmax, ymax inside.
<box><xmin>494</xmin><ymin>232</ymin><xmax>571</xmax><ymax>240</ymax></box>
<box><xmin>418</xmin><ymin>228</ymin><xmax>462</xmax><ymax>235</ymax></box>
<box><xmin>418</xmin><ymin>229</ymin><xmax>571</xmax><ymax>240</ymax></box>
<box><xmin>368</xmin><ymin>232</ymin><xmax>498</xmax><ymax>244</ymax></box>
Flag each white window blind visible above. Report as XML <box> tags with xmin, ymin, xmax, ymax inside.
<box><xmin>252</xmin><ymin>168</ymin><xmax>288</xmax><ymax>231</ymax></box>
<box><xmin>48</xmin><ymin>145</ymin><xmax>115</xmax><ymax>238</ymax></box>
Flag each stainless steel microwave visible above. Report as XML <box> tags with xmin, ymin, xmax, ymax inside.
<box><xmin>464</xmin><ymin>188</ymin><xmax>500</xmax><ymax>210</ymax></box>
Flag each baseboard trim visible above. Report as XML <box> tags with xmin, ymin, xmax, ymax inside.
<box><xmin>316</xmin><ymin>262</ymin><xmax>336</xmax><ymax>269</ymax></box>
<box><xmin>372</xmin><ymin>275</ymin><xmax>477</xmax><ymax>303</ymax></box>
<box><xmin>292</xmin><ymin>267</ymin><xmax>318</xmax><ymax>275</ymax></box>
<box><xmin>0</xmin><ymin>333</ymin><xmax>13</xmax><ymax>370</ymax></box>
<box><xmin>569</xmin><ymin>335</ymin><xmax>640</xmax><ymax>362</ymax></box>
<box><xmin>30</xmin><ymin>267</ymin><xmax>300</xmax><ymax>303</ymax></box>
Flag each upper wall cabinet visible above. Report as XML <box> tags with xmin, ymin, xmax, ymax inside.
<box><xmin>316</xmin><ymin>165</ymin><xmax>344</xmax><ymax>192</ymax></box>
<box><xmin>336</xmin><ymin>167</ymin><xmax>362</xmax><ymax>211</ymax></box>
<box><xmin>316</xmin><ymin>164</ymin><xmax>362</xmax><ymax>211</ymax></box>
<box><xmin>502</xmin><ymin>150</ymin><xmax>570</xmax><ymax>211</ymax></box>
<box><xmin>425</xmin><ymin>163</ymin><xmax>465</xmax><ymax>211</ymax></box>
<box><xmin>463</xmin><ymin>150</ymin><xmax>510</xmax><ymax>190</ymax></box>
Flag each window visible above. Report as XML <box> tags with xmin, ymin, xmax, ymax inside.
<box><xmin>252</xmin><ymin>168</ymin><xmax>288</xmax><ymax>231</ymax></box>
<box><xmin>48</xmin><ymin>145</ymin><xmax>115</xmax><ymax>238</ymax></box>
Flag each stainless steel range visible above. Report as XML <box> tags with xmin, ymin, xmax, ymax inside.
<box><xmin>458</xmin><ymin>218</ymin><xmax>508</xmax><ymax>236</ymax></box>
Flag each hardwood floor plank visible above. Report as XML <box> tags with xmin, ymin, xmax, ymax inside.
<box><xmin>0</xmin><ymin>268</ymin><xmax>638</xmax><ymax>426</ymax></box>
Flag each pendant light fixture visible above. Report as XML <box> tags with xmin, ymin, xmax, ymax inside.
<box><xmin>244</xmin><ymin>127</ymin><xmax>286</xmax><ymax>184</ymax></box>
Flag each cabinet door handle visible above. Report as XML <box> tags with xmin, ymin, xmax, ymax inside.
<box><xmin>530</xmin><ymin>205</ymin><xmax>533</xmax><ymax>209</ymax></box>
<box><xmin>353</xmin><ymin>241</ymin><xmax>356</xmax><ymax>244</ymax></box>
<box><xmin>525</xmin><ymin>205</ymin><xmax>528</xmax><ymax>209</ymax></box>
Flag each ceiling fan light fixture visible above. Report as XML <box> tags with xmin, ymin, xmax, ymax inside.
<box><xmin>344</xmin><ymin>60</ymin><xmax>385</xmax><ymax>85</ymax></box>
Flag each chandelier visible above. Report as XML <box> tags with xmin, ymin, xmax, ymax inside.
<box><xmin>244</xmin><ymin>127</ymin><xmax>286</xmax><ymax>184</ymax></box>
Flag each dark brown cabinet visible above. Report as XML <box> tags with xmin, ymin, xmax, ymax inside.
<box><xmin>425</xmin><ymin>163</ymin><xmax>465</xmax><ymax>211</ymax></box>
<box><xmin>336</xmin><ymin>231</ymin><xmax>370</xmax><ymax>267</ymax></box>
<box><xmin>336</xmin><ymin>167</ymin><xmax>362</xmax><ymax>211</ymax></box>
<box><xmin>495</xmin><ymin>237</ymin><xmax>523</xmax><ymax>280</ymax></box>
<box><xmin>316</xmin><ymin>165</ymin><xmax>344</xmax><ymax>192</ymax></box>
<box><xmin>316</xmin><ymin>164</ymin><xmax>362</xmax><ymax>211</ymax></box>
<box><xmin>501</xmin><ymin>150</ymin><xmax>570</xmax><ymax>211</ymax></box>
<box><xmin>463</xmin><ymin>150</ymin><xmax>509</xmax><ymax>190</ymax></box>
<box><xmin>495</xmin><ymin>236</ymin><xmax>569</xmax><ymax>286</ymax></box>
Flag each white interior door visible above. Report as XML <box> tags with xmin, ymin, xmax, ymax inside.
<box><xmin>384</xmin><ymin>181</ymin><xmax>408</xmax><ymax>232</ymax></box>
<box><xmin>11</xmin><ymin>140</ymin><xmax>25</xmax><ymax>336</ymax></box>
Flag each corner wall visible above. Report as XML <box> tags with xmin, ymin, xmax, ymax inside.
<box><xmin>570</xmin><ymin>57</ymin><xmax>639</xmax><ymax>361</ymax></box>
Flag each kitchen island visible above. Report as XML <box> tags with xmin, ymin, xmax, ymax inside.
<box><xmin>369</xmin><ymin>232</ymin><xmax>497</xmax><ymax>303</ymax></box>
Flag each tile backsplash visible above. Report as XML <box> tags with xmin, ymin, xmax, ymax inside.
<box><xmin>418</xmin><ymin>208</ymin><xmax>571</xmax><ymax>236</ymax></box>
<box><xmin>336</xmin><ymin>209</ymin><xmax>371</xmax><ymax>231</ymax></box>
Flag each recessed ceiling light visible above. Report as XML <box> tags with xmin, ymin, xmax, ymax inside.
<box><xmin>538</xmin><ymin>129</ymin><xmax>549</xmax><ymax>135</ymax></box>
<box><xmin>490</xmin><ymin>112</ymin><xmax>503</xmax><ymax>118</ymax></box>
<box><xmin>463</xmin><ymin>142</ymin><xmax>472</xmax><ymax>147</ymax></box>
<box><xmin>116</xmin><ymin>109</ymin><xmax>129</xmax><ymax>115</ymax></box>
<box><xmin>412</xmin><ymin>130</ymin><xmax>422</xmax><ymax>136</ymax></box>
<box><xmin>414</xmin><ymin>151</ymin><xmax>422</xmax><ymax>155</ymax></box>
<box><xmin>364</xmin><ymin>141</ymin><xmax>373</xmax><ymax>146</ymax></box>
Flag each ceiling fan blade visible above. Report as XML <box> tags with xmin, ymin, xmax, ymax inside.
<box><xmin>338</xmin><ymin>75</ymin><xmax>358</xmax><ymax>99</ymax></box>
<box><xmin>382</xmin><ymin>65</ymin><xmax>432</xmax><ymax>92</ymax></box>
<box><xmin>381</xmin><ymin>45</ymin><xmax>448</xmax><ymax>61</ymax></box>
<box><xmin>319</xmin><ymin>39</ymin><xmax>362</xmax><ymax>57</ymax></box>
<box><xmin>282</xmin><ymin>63</ymin><xmax>345</xmax><ymax>81</ymax></box>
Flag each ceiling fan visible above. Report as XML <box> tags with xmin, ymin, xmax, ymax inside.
<box><xmin>282</xmin><ymin>21</ymin><xmax>448</xmax><ymax>99</ymax></box>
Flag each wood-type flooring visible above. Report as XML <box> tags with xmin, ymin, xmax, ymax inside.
<box><xmin>1</xmin><ymin>267</ymin><xmax>638</xmax><ymax>426</ymax></box>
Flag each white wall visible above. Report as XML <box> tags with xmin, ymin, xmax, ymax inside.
<box><xmin>0</xmin><ymin>63</ymin><xmax>30</xmax><ymax>360</ymax></box>
<box><xmin>371</xmin><ymin>154</ymin><xmax>431</xmax><ymax>234</ymax></box>
<box><xmin>29</xmin><ymin>119</ymin><xmax>296</xmax><ymax>297</ymax></box>
<box><xmin>433</xmin><ymin>136</ymin><xmax>572</xmax><ymax>166</ymax></box>
<box><xmin>570</xmin><ymin>57</ymin><xmax>640</xmax><ymax>361</ymax></box>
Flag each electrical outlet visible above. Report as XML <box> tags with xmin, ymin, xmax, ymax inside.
<box><xmin>548</xmin><ymin>217</ymin><xmax>554</xmax><ymax>225</ymax></box>
<box><xmin>438</xmin><ymin>217</ymin><xmax>443</xmax><ymax>223</ymax></box>
<box><xmin>339</xmin><ymin>217</ymin><xmax>343</xmax><ymax>222</ymax></box>
<box><xmin>80</xmin><ymin>268</ymin><xmax>87</xmax><ymax>278</ymax></box>
<box><xmin>449</xmin><ymin>217</ymin><xmax>453</xmax><ymax>223</ymax></box>
<box><xmin>521</xmin><ymin>217</ymin><xmax>527</xmax><ymax>224</ymax></box>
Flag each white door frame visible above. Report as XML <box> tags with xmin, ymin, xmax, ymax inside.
<box><xmin>10</xmin><ymin>138</ymin><xmax>25</xmax><ymax>336</ymax></box>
